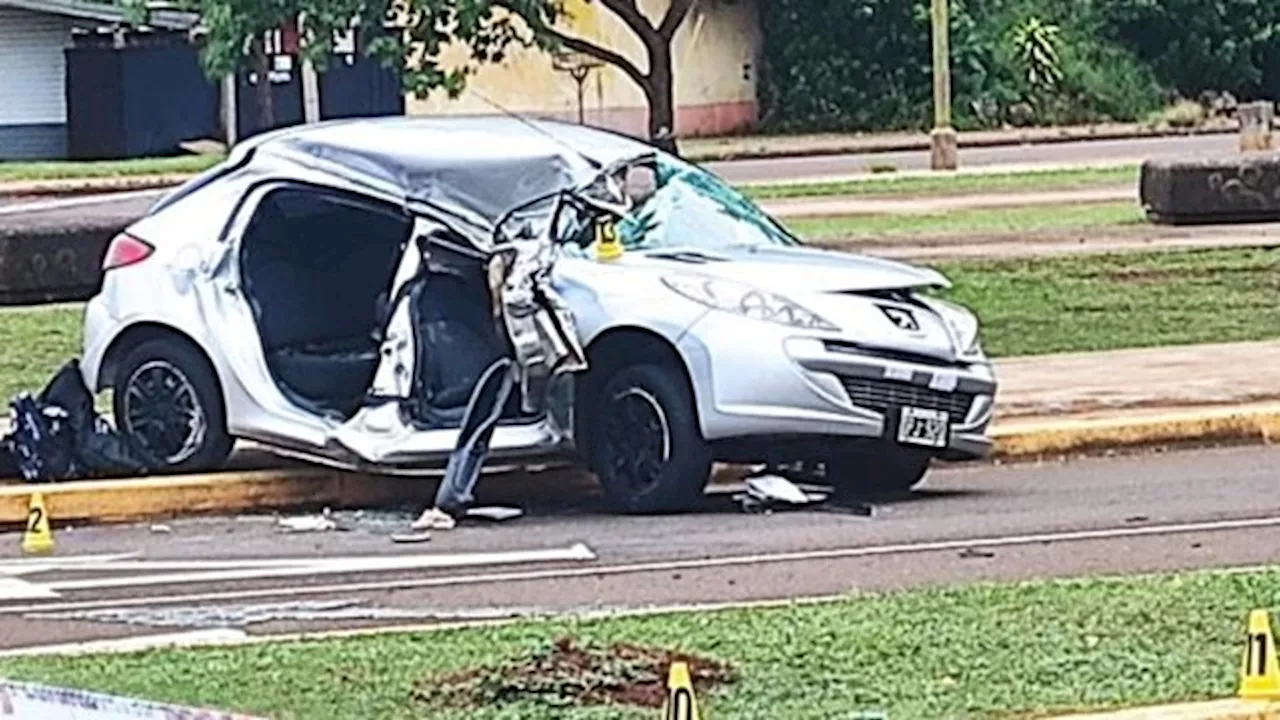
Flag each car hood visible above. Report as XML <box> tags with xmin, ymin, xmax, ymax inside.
<box><xmin>621</xmin><ymin>245</ymin><xmax>951</xmax><ymax>293</ymax></box>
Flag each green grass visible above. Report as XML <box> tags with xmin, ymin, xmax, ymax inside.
<box><xmin>2</xmin><ymin>567</ymin><xmax>1277</xmax><ymax>719</ymax></box>
<box><xmin>0</xmin><ymin>155</ymin><xmax>223</xmax><ymax>183</ymax></box>
<box><xmin>742</xmin><ymin>165</ymin><xmax>1138</xmax><ymax>200</ymax></box>
<box><xmin>789</xmin><ymin>201</ymin><xmax>1145</xmax><ymax>240</ymax></box>
<box><xmin>0</xmin><ymin>304</ymin><xmax>85</xmax><ymax>401</ymax></box>
<box><xmin>934</xmin><ymin>247</ymin><xmax>1280</xmax><ymax>357</ymax></box>
<box><xmin>0</xmin><ymin>248</ymin><xmax>1275</xmax><ymax>403</ymax></box>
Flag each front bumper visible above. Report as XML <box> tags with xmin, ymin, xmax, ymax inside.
<box><xmin>676</xmin><ymin>315</ymin><xmax>997</xmax><ymax>459</ymax></box>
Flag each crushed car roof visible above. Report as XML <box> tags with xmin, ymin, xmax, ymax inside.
<box><xmin>244</xmin><ymin>116</ymin><xmax>654</xmax><ymax>231</ymax></box>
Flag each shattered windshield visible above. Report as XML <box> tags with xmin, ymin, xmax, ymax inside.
<box><xmin>559</xmin><ymin>155</ymin><xmax>802</xmax><ymax>255</ymax></box>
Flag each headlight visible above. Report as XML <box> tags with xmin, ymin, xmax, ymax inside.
<box><xmin>927</xmin><ymin>297</ymin><xmax>983</xmax><ymax>358</ymax></box>
<box><xmin>662</xmin><ymin>275</ymin><xmax>839</xmax><ymax>331</ymax></box>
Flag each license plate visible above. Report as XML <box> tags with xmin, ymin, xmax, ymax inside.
<box><xmin>896</xmin><ymin>406</ymin><xmax>950</xmax><ymax>448</ymax></box>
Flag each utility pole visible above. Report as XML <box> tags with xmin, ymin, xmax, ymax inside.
<box><xmin>930</xmin><ymin>0</ymin><xmax>958</xmax><ymax>170</ymax></box>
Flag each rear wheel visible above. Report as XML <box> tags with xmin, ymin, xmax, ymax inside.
<box><xmin>113</xmin><ymin>338</ymin><xmax>233</xmax><ymax>474</ymax></box>
<box><xmin>589</xmin><ymin>363</ymin><xmax>711</xmax><ymax>514</ymax></box>
<box><xmin>826</xmin><ymin>443</ymin><xmax>933</xmax><ymax>497</ymax></box>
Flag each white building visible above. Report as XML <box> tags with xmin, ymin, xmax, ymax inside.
<box><xmin>0</xmin><ymin>0</ymin><xmax>194</xmax><ymax>160</ymax></box>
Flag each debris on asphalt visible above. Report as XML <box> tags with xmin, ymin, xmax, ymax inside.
<box><xmin>958</xmin><ymin>547</ymin><xmax>996</xmax><ymax>559</ymax></box>
<box><xmin>390</xmin><ymin>532</ymin><xmax>432</xmax><ymax>544</ymax></box>
<box><xmin>276</xmin><ymin>514</ymin><xmax>338</xmax><ymax>533</ymax></box>
<box><xmin>748</xmin><ymin>474</ymin><xmax>811</xmax><ymax>505</ymax></box>
<box><xmin>412</xmin><ymin>637</ymin><xmax>735</xmax><ymax>711</ymax></box>
<box><xmin>734</xmin><ymin>470</ymin><xmax>833</xmax><ymax>513</ymax></box>
<box><xmin>148</xmin><ymin>524</ymin><xmax>172</xmax><ymax>534</ymax></box>
<box><xmin>412</xmin><ymin>507</ymin><xmax>458</xmax><ymax>531</ymax></box>
<box><xmin>0</xmin><ymin>360</ymin><xmax>153</xmax><ymax>483</ymax></box>
<box><xmin>817</xmin><ymin>500</ymin><xmax>876</xmax><ymax>517</ymax></box>
<box><xmin>465</xmin><ymin>506</ymin><xmax>524</xmax><ymax>522</ymax></box>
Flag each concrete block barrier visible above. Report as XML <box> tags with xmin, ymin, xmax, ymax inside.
<box><xmin>1141</xmin><ymin>154</ymin><xmax>1280</xmax><ymax>225</ymax></box>
<box><xmin>0</xmin><ymin>221</ymin><xmax>123</xmax><ymax>305</ymax></box>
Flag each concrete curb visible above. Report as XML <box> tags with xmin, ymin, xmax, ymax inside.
<box><xmin>0</xmin><ymin>402</ymin><xmax>1275</xmax><ymax>528</ymax></box>
<box><xmin>1051</xmin><ymin>699</ymin><xmax>1280</xmax><ymax>719</ymax></box>
<box><xmin>991</xmin><ymin>402</ymin><xmax>1280</xmax><ymax>460</ymax></box>
<box><xmin>0</xmin><ymin>174</ymin><xmax>193</xmax><ymax>200</ymax></box>
<box><xmin>0</xmin><ymin>468</ymin><xmax>426</xmax><ymax>525</ymax></box>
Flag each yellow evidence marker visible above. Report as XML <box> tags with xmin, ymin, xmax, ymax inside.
<box><xmin>1240</xmin><ymin>609</ymin><xmax>1280</xmax><ymax>699</ymax></box>
<box><xmin>662</xmin><ymin>661</ymin><xmax>700</xmax><ymax>720</ymax></box>
<box><xmin>595</xmin><ymin>220</ymin><xmax>624</xmax><ymax>262</ymax></box>
<box><xmin>22</xmin><ymin>492</ymin><xmax>53</xmax><ymax>554</ymax></box>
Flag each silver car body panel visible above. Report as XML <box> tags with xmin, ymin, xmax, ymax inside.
<box><xmin>82</xmin><ymin>116</ymin><xmax>997</xmax><ymax>474</ymax></box>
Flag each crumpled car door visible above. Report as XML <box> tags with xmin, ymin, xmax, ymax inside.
<box><xmin>490</xmin><ymin>231</ymin><xmax>586</xmax><ymax>418</ymax></box>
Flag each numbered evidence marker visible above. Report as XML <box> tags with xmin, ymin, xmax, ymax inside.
<box><xmin>663</xmin><ymin>661</ymin><xmax>701</xmax><ymax>720</ymax></box>
<box><xmin>595</xmin><ymin>219</ymin><xmax>624</xmax><ymax>262</ymax></box>
<box><xmin>1240</xmin><ymin>609</ymin><xmax>1280</xmax><ymax>699</ymax></box>
<box><xmin>21</xmin><ymin>492</ymin><xmax>54</xmax><ymax>555</ymax></box>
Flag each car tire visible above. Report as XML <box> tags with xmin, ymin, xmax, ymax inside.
<box><xmin>113</xmin><ymin>337</ymin><xmax>233</xmax><ymax>474</ymax></box>
<box><xmin>589</xmin><ymin>363</ymin><xmax>712</xmax><ymax>514</ymax></box>
<box><xmin>826</xmin><ymin>443</ymin><xmax>933</xmax><ymax>497</ymax></box>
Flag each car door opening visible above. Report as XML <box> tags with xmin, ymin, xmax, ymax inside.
<box><xmin>239</xmin><ymin>187</ymin><xmax>409</xmax><ymax>418</ymax></box>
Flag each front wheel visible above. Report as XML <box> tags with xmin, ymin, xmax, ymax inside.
<box><xmin>589</xmin><ymin>364</ymin><xmax>711</xmax><ymax>514</ymax></box>
<box><xmin>826</xmin><ymin>443</ymin><xmax>933</xmax><ymax>497</ymax></box>
<box><xmin>113</xmin><ymin>338</ymin><xmax>233</xmax><ymax>474</ymax></box>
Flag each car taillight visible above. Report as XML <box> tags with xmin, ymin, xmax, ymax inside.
<box><xmin>102</xmin><ymin>233</ymin><xmax>154</xmax><ymax>271</ymax></box>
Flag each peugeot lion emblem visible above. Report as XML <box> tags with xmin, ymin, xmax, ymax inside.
<box><xmin>879</xmin><ymin>305</ymin><xmax>920</xmax><ymax>332</ymax></box>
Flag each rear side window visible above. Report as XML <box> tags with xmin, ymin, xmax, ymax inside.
<box><xmin>149</xmin><ymin>150</ymin><xmax>253</xmax><ymax>215</ymax></box>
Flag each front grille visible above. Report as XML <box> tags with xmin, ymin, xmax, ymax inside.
<box><xmin>840</xmin><ymin>376</ymin><xmax>974</xmax><ymax>419</ymax></box>
<box><xmin>824</xmin><ymin>340</ymin><xmax>966</xmax><ymax>369</ymax></box>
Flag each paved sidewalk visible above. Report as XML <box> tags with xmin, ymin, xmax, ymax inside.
<box><xmin>993</xmin><ymin>339</ymin><xmax>1280</xmax><ymax>418</ymax></box>
<box><xmin>761</xmin><ymin>185</ymin><xmax>1134</xmax><ymax>218</ymax></box>
<box><xmin>682</xmin><ymin>121</ymin><xmax>1236</xmax><ymax>162</ymax></box>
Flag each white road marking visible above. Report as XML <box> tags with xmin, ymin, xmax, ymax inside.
<box><xmin>0</xmin><ymin>577</ymin><xmax>57</xmax><ymax>600</ymax></box>
<box><xmin>0</xmin><ymin>554</ymin><xmax>139</xmax><ymax>576</ymax></box>
<box><xmin>0</xmin><ymin>628</ymin><xmax>248</xmax><ymax>658</ymax></box>
<box><xmin>0</xmin><ymin>543</ymin><xmax>595</xmax><ymax>601</ymax></box>
<box><xmin>3</xmin><ymin>514</ymin><xmax>1279</xmax><ymax>616</ymax></box>
<box><xmin>0</xmin><ymin>189</ymin><xmax>167</xmax><ymax>216</ymax></box>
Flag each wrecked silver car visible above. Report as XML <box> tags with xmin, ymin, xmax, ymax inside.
<box><xmin>80</xmin><ymin>117</ymin><xmax>997</xmax><ymax>514</ymax></box>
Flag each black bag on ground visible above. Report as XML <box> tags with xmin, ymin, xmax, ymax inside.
<box><xmin>2</xmin><ymin>359</ymin><xmax>153</xmax><ymax>482</ymax></box>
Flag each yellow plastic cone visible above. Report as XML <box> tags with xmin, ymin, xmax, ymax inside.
<box><xmin>1240</xmin><ymin>609</ymin><xmax>1280</xmax><ymax>699</ymax></box>
<box><xmin>662</xmin><ymin>661</ymin><xmax>700</xmax><ymax>720</ymax></box>
<box><xmin>21</xmin><ymin>492</ymin><xmax>53</xmax><ymax>555</ymax></box>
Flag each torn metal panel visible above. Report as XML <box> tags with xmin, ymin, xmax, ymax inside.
<box><xmin>433</xmin><ymin>357</ymin><xmax>519</xmax><ymax>516</ymax></box>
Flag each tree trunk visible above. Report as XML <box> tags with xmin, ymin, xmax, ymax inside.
<box><xmin>645</xmin><ymin>44</ymin><xmax>678</xmax><ymax>156</ymax></box>
<box><xmin>253</xmin><ymin>42</ymin><xmax>276</xmax><ymax>133</ymax></box>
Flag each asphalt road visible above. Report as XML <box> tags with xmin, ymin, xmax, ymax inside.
<box><xmin>0</xmin><ymin>132</ymin><xmax>1236</xmax><ymax>238</ymax></box>
<box><xmin>1</xmin><ymin>444</ymin><xmax>1278</xmax><ymax>652</ymax></box>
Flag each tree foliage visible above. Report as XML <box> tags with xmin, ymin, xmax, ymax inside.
<box><xmin>1094</xmin><ymin>0</ymin><xmax>1280</xmax><ymax>99</ymax></box>
<box><xmin>758</xmin><ymin>0</ymin><xmax>1280</xmax><ymax>134</ymax></box>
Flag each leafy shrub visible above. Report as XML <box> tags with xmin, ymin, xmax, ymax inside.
<box><xmin>757</xmin><ymin>0</ymin><xmax>1192</xmax><ymax>133</ymax></box>
<box><xmin>1147</xmin><ymin>99</ymin><xmax>1208</xmax><ymax>129</ymax></box>
<box><xmin>1094</xmin><ymin>0</ymin><xmax>1280</xmax><ymax>100</ymax></box>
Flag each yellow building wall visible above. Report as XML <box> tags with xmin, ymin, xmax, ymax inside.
<box><xmin>406</xmin><ymin>0</ymin><xmax>760</xmax><ymax>138</ymax></box>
